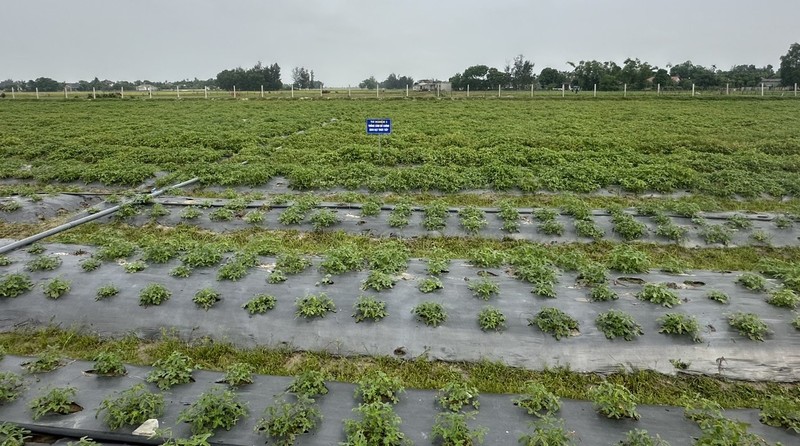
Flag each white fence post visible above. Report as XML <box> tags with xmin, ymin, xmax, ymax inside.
<box><xmin>64</xmin><ymin>86</ymin><xmax>68</xmax><ymax>99</ymax></box>
<box><xmin>657</xmin><ymin>83</ymin><xmax>660</xmax><ymax>95</ymax></box>
<box><xmin>624</xmin><ymin>83</ymin><xmax>627</xmax><ymax>97</ymax></box>
<box><xmin>562</xmin><ymin>84</ymin><xmax>565</xmax><ymax>97</ymax></box>
<box><xmin>467</xmin><ymin>84</ymin><xmax>469</xmax><ymax>98</ymax></box>
<box><xmin>176</xmin><ymin>86</ymin><xmax>180</xmax><ymax>99</ymax></box>
<box><xmin>692</xmin><ymin>84</ymin><xmax>695</xmax><ymax>97</ymax></box>
<box><xmin>376</xmin><ymin>84</ymin><xmax>379</xmax><ymax>98</ymax></box>
<box><xmin>291</xmin><ymin>85</ymin><xmax>294</xmax><ymax>98</ymax></box>
<box><xmin>204</xmin><ymin>87</ymin><xmax>208</xmax><ymax>99</ymax></box>
<box><xmin>406</xmin><ymin>84</ymin><xmax>409</xmax><ymax>97</ymax></box>
<box><xmin>233</xmin><ymin>85</ymin><xmax>237</xmax><ymax>98</ymax></box>
<box><xmin>261</xmin><ymin>85</ymin><xmax>264</xmax><ymax>98</ymax></box>
<box><xmin>320</xmin><ymin>85</ymin><xmax>323</xmax><ymax>96</ymax></box>
<box><xmin>121</xmin><ymin>86</ymin><xmax>124</xmax><ymax>99</ymax></box>
<box><xmin>726</xmin><ymin>83</ymin><xmax>729</xmax><ymax>95</ymax></box>
<box><xmin>530</xmin><ymin>84</ymin><xmax>533</xmax><ymax>98</ymax></box>
<box><xmin>93</xmin><ymin>87</ymin><xmax>96</xmax><ymax>99</ymax></box>
<box><xmin>11</xmin><ymin>87</ymin><xmax>14</xmax><ymax>99</ymax></box>
<box><xmin>149</xmin><ymin>87</ymin><xmax>152</xmax><ymax>99</ymax></box>
<box><xmin>498</xmin><ymin>84</ymin><xmax>501</xmax><ymax>98</ymax></box>
<box><xmin>36</xmin><ymin>88</ymin><xmax>39</xmax><ymax>99</ymax></box>
<box><xmin>761</xmin><ymin>83</ymin><xmax>764</xmax><ymax>96</ymax></box>
<box><xmin>795</xmin><ymin>83</ymin><xmax>797</xmax><ymax>97</ymax></box>
<box><xmin>348</xmin><ymin>85</ymin><xmax>351</xmax><ymax>98</ymax></box>
<box><xmin>594</xmin><ymin>84</ymin><xmax>597</xmax><ymax>97</ymax></box>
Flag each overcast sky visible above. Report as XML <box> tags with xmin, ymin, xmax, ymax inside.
<box><xmin>3</xmin><ymin>0</ymin><xmax>798</xmax><ymax>85</ymax></box>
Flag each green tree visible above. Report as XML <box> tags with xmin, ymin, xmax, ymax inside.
<box><xmin>359</xmin><ymin>76</ymin><xmax>378</xmax><ymax>89</ymax></box>
<box><xmin>779</xmin><ymin>42</ymin><xmax>800</xmax><ymax>87</ymax></box>
<box><xmin>380</xmin><ymin>73</ymin><xmax>414</xmax><ymax>89</ymax></box>
<box><xmin>538</xmin><ymin>67</ymin><xmax>566</xmax><ymax>89</ymax></box>
<box><xmin>27</xmin><ymin>77</ymin><xmax>61</xmax><ymax>92</ymax></box>
<box><xmin>507</xmin><ymin>54</ymin><xmax>535</xmax><ymax>90</ymax></box>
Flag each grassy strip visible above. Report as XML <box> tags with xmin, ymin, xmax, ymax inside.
<box><xmin>42</xmin><ymin>223</ymin><xmax>800</xmax><ymax>272</ymax></box>
<box><xmin>1</xmin><ymin>326</ymin><xmax>797</xmax><ymax>410</ymax></box>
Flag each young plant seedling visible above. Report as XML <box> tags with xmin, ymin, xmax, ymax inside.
<box><xmin>0</xmin><ymin>273</ymin><xmax>33</xmax><ymax>298</ymax></box>
<box><xmin>418</xmin><ymin>276</ymin><xmax>443</xmax><ymax>293</ymax></box>
<box><xmin>146</xmin><ymin>351</ymin><xmax>194</xmax><ymax>390</ymax></box>
<box><xmin>361</xmin><ymin>199</ymin><xmax>382</xmax><ymax>217</ymax></box>
<box><xmin>0</xmin><ymin>371</ymin><xmax>24</xmax><ymax>404</ymax></box>
<box><xmin>637</xmin><ymin>283</ymin><xmax>681</xmax><ymax>308</ymax></box>
<box><xmin>477</xmin><ymin>306</ymin><xmax>506</xmax><ymax>332</ymax></box>
<box><xmin>0</xmin><ymin>255</ymin><xmax>12</xmax><ymax>267</ymax></box>
<box><xmin>80</xmin><ymin>257</ymin><xmax>102</xmax><ymax>272</ymax></box>
<box><xmin>607</xmin><ymin>245</ymin><xmax>650</xmax><ymax>273</ymax></box>
<box><xmin>413</xmin><ymin>301</ymin><xmax>447</xmax><ymax>327</ymax></box>
<box><xmin>367</xmin><ymin>242</ymin><xmax>409</xmax><ymax>274</ymax></box>
<box><xmin>658</xmin><ymin>313</ymin><xmax>702</xmax><ymax>342</ymax></box>
<box><xmin>618</xmin><ymin>429</ymin><xmax>670</xmax><ymax>446</ymax></box>
<box><xmin>97</xmin><ymin>384</ymin><xmax>164</xmax><ymax>430</ymax></box>
<box><xmin>139</xmin><ymin>283</ymin><xmax>171</xmax><ymax>307</ymax></box>
<box><xmin>468</xmin><ymin>276</ymin><xmax>500</xmax><ymax>300</ymax></box>
<box><xmin>42</xmin><ymin>277</ymin><xmax>70</xmax><ymax>299</ymax></box>
<box><xmin>26</xmin><ymin>243</ymin><xmax>45</xmax><ymax>254</ymax></box>
<box><xmin>209</xmin><ymin>207</ymin><xmax>235</xmax><ymax>221</ymax></box>
<box><xmin>589</xmin><ymin>381</ymin><xmax>639</xmax><ymax>420</ymax></box>
<box><xmin>170</xmin><ymin>264</ymin><xmax>193</xmax><ymax>278</ymax></box>
<box><xmin>0</xmin><ymin>422</ymin><xmax>30</xmax><ymax>446</ymax></box>
<box><xmin>243</xmin><ymin>209</ymin><xmax>265</xmax><ymax>224</ymax></box>
<box><xmin>96</xmin><ymin>283</ymin><xmax>119</xmax><ymax>301</ymax></box>
<box><xmin>178</xmin><ymin>386</ymin><xmax>248</xmax><ymax>434</ymax></box>
<box><xmin>309</xmin><ymin>209</ymin><xmax>340</xmax><ymax>231</ymax></box>
<box><xmin>256</xmin><ymin>395</ymin><xmax>321</xmax><ymax>446</ymax></box>
<box><xmin>737</xmin><ymin>272</ymin><xmax>767</xmax><ymax>291</ymax></box>
<box><xmin>193</xmin><ymin>288</ymin><xmax>221</xmax><ymax>311</ymax></box>
<box><xmin>223</xmin><ymin>362</ymin><xmax>255</xmax><ymax>388</ymax></box>
<box><xmin>267</xmin><ymin>269</ymin><xmax>287</xmax><ymax>283</ymax></box>
<box><xmin>123</xmin><ymin>260</ymin><xmax>147</xmax><ymax>273</ymax></box>
<box><xmin>295</xmin><ymin>293</ymin><xmax>336</xmax><ymax>319</ymax></box>
<box><xmin>513</xmin><ymin>382</ymin><xmax>561</xmax><ymax>417</ymax></box>
<box><xmin>577</xmin><ymin>262</ymin><xmax>608</xmax><ymax>286</ymax></box>
<box><xmin>287</xmin><ymin>370</ymin><xmax>329</xmax><ymax>397</ymax></box>
<box><xmin>706</xmin><ymin>290</ymin><xmax>729</xmax><ymax>304</ymax></box>
<box><xmin>700</xmin><ymin>224</ymin><xmax>733</xmax><ymax>245</ymax></box>
<box><xmin>25</xmin><ymin>255</ymin><xmax>61</xmax><ymax>272</ymax></box>
<box><xmin>437</xmin><ymin>381</ymin><xmax>480</xmax><ymax>412</ymax></box>
<box><xmin>427</xmin><ymin>253</ymin><xmax>451</xmax><ymax>276</ymax></box>
<box><xmin>575</xmin><ymin>219</ymin><xmax>604</xmax><ymax>240</ymax></box>
<box><xmin>343</xmin><ymin>401</ymin><xmax>407</xmax><ymax>446</ymax></box>
<box><xmin>518</xmin><ymin>416</ymin><xmax>574</xmax><ymax>446</ymax></box>
<box><xmin>589</xmin><ymin>284</ymin><xmax>618</xmax><ymax>302</ymax></box>
<box><xmin>431</xmin><ymin>411</ymin><xmax>487</xmax><ymax>446</ymax></box>
<box><xmin>759</xmin><ymin>395</ymin><xmax>800</xmax><ymax>433</ymax></box>
<box><xmin>529</xmin><ymin>307</ymin><xmax>579</xmax><ymax>340</ymax></box>
<box><xmin>767</xmin><ymin>287</ymin><xmax>799</xmax><ymax>309</ymax></box>
<box><xmin>596</xmin><ymin>310</ymin><xmax>643</xmax><ymax>341</ymax></box>
<box><xmin>352</xmin><ymin>295</ymin><xmax>388</xmax><ymax>322</ymax></box>
<box><xmin>29</xmin><ymin>387</ymin><xmax>79</xmax><ymax>420</ymax></box>
<box><xmin>23</xmin><ymin>348</ymin><xmax>63</xmax><ymax>373</ymax></box>
<box><xmin>357</xmin><ymin>371</ymin><xmax>404</xmax><ymax>404</ymax></box>
<box><xmin>180</xmin><ymin>206</ymin><xmax>202</xmax><ymax>220</ymax></box>
<box><xmin>361</xmin><ymin>270</ymin><xmax>396</xmax><ymax>291</ymax></box>
<box><xmin>276</xmin><ymin>252</ymin><xmax>312</xmax><ymax>274</ymax></box>
<box><xmin>242</xmin><ymin>294</ymin><xmax>277</xmax><ymax>315</ymax></box>
<box><xmin>459</xmin><ymin>206</ymin><xmax>487</xmax><ymax>234</ymax></box>
<box><xmin>92</xmin><ymin>352</ymin><xmax>127</xmax><ymax>376</ymax></box>
<box><xmin>728</xmin><ymin>312</ymin><xmax>770</xmax><ymax>341</ymax></box>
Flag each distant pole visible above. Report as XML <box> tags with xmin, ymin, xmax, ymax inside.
<box><xmin>121</xmin><ymin>86</ymin><xmax>124</xmax><ymax>99</ymax></box>
<box><xmin>291</xmin><ymin>85</ymin><xmax>294</xmax><ymax>98</ymax></box>
<box><xmin>93</xmin><ymin>87</ymin><xmax>96</xmax><ymax>99</ymax></box>
<box><xmin>348</xmin><ymin>85</ymin><xmax>351</xmax><ymax>98</ymax></box>
<box><xmin>320</xmin><ymin>85</ymin><xmax>323</xmax><ymax>96</ymax></box>
<box><xmin>176</xmin><ymin>85</ymin><xmax>180</xmax><ymax>99</ymax></box>
<box><xmin>406</xmin><ymin>84</ymin><xmax>409</xmax><ymax>97</ymax></box>
<box><xmin>795</xmin><ymin>83</ymin><xmax>797</xmax><ymax>97</ymax></box>
<box><xmin>692</xmin><ymin>83</ymin><xmax>695</xmax><ymax>97</ymax></box>
<box><xmin>498</xmin><ymin>84</ymin><xmax>501</xmax><ymax>98</ymax></box>
<box><xmin>594</xmin><ymin>84</ymin><xmax>597</xmax><ymax>97</ymax></box>
<box><xmin>149</xmin><ymin>87</ymin><xmax>152</xmax><ymax>99</ymax></box>
<box><xmin>624</xmin><ymin>83</ymin><xmax>627</xmax><ymax>97</ymax></box>
<box><xmin>467</xmin><ymin>84</ymin><xmax>469</xmax><ymax>98</ymax></box>
<box><xmin>437</xmin><ymin>83</ymin><xmax>440</xmax><ymax>98</ymax></box>
<box><xmin>657</xmin><ymin>83</ymin><xmax>660</xmax><ymax>95</ymax></box>
<box><xmin>233</xmin><ymin>85</ymin><xmax>237</xmax><ymax>98</ymax></box>
<box><xmin>530</xmin><ymin>84</ymin><xmax>533</xmax><ymax>98</ymax></box>
<box><xmin>726</xmin><ymin>83</ymin><xmax>729</xmax><ymax>95</ymax></box>
<box><xmin>10</xmin><ymin>87</ymin><xmax>14</xmax><ymax>99</ymax></box>
<box><xmin>761</xmin><ymin>83</ymin><xmax>764</xmax><ymax>96</ymax></box>
<box><xmin>204</xmin><ymin>87</ymin><xmax>208</xmax><ymax>99</ymax></box>
<box><xmin>64</xmin><ymin>86</ymin><xmax>68</xmax><ymax>99</ymax></box>
<box><xmin>376</xmin><ymin>84</ymin><xmax>379</xmax><ymax>99</ymax></box>
<box><xmin>35</xmin><ymin>88</ymin><xmax>39</xmax><ymax>99</ymax></box>
<box><xmin>562</xmin><ymin>84</ymin><xmax>565</xmax><ymax>98</ymax></box>
<box><xmin>261</xmin><ymin>85</ymin><xmax>264</xmax><ymax>98</ymax></box>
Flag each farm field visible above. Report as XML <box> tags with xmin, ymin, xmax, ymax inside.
<box><xmin>1</xmin><ymin>97</ymin><xmax>800</xmax><ymax>444</ymax></box>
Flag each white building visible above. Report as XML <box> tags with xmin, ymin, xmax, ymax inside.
<box><xmin>412</xmin><ymin>79</ymin><xmax>452</xmax><ymax>92</ymax></box>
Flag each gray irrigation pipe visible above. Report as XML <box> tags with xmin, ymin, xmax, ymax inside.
<box><xmin>0</xmin><ymin>177</ymin><xmax>200</xmax><ymax>255</ymax></box>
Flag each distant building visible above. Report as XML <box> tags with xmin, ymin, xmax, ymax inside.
<box><xmin>413</xmin><ymin>80</ymin><xmax>452</xmax><ymax>92</ymax></box>
<box><xmin>760</xmin><ymin>78</ymin><xmax>782</xmax><ymax>88</ymax></box>
<box><xmin>136</xmin><ymin>84</ymin><xmax>158</xmax><ymax>91</ymax></box>
<box><xmin>64</xmin><ymin>83</ymin><xmax>81</xmax><ymax>91</ymax></box>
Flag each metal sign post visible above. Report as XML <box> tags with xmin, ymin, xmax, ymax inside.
<box><xmin>366</xmin><ymin>118</ymin><xmax>392</xmax><ymax>155</ymax></box>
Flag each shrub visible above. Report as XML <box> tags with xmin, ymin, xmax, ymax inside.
<box><xmin>362</xmin><ymin>270</ymin><xmax>396</xmax><ymax>291</ymax></box>
<box><xmin>193</xmin><ymin>288</ymin><xmax>221</xmax><ymax>311</ymax></box>
<box><xmin>529</xmin><ymin>307</ymin><xmax>579</xmax><ymax>340</ymax></box>
<box><xmin>242</xmin><ymin>294</ymin><xmax>277</xmax><ymax>315</ymax></box>
<box><xmin>459</xmin><ymin>206</ymin><xmax>487</xmax><ymax>234</ymax></box>
<box><xmin>575</xmin><ymin>219</ymin><xmax>604</xmax><ymax>239</ymax></box>
<box><xmin>431</xmin><ymin>411</ymin><xmax>487</xmax><ymax>446</ymax></box>
<box><xmin>92</xmin><ymin>352</ymin><xmax>127</xmax><ymax>376</ymax></box>
<box><xmin>728</xmin><ymin>312</ymin><xmax>770</xmax><ymax>341</ymax></box>
<box><xmin>477</xmin><ymin>306</ymin><xmax>506</xmax><ymax>332</ymax></box>
<box><xmin>178</xmin><ymin>386</ymin><xmax>247</xmax><ymax>434</ymax></box>
<box><xmin>256</xmin><ymin>396</ymin><xmax>321</xmax><ymax>446</ymax></box>
<box><xmin>607</xmin><ymin>245</ymin><xmax>650</xmax><ymax>273</ymax></box>
<box><xmin>352</xmin><ymin>295</ymin><xmax>388</xmax><ymax>322</ymax></box>
<box><xmin>357</xmin><ymin>371</ymin><xmax>404</xmax><ymax>404</ymax></box>
<box><xmin>320</xmin><ymin>245</ymin><xmax>364</xmax><ymax>274</ymax></box>
<box><xmin>759</xmin><ymin>395</ymin><xmax>800</xmax><ymax>433</ymax></box>
<box><xmin>418</xmin><ymin>276</ymin><xmax>443</xmax><ymax>293</ymax></box>
<box><xmin>0</xmin><ymin>372</ymin><xmax>24</xmax><ymax>404</ymax></box>
<box><xmin>29</xmin><ymin>387</ymin><xmax>78</xmax><ymax>420</ymax></box>
<box><xmin>276</xmin><ymin>252</ymin><xmax>312</xmax><ymax>274</ymax></box>
<box><xmin>80</xmin><ymin>257</ymin><xmax>102</xmax><ymax>272</ymax></box>
<box><xmin>25</xmin><ymin>255</ymin><xmax>61</xmax><ymax>271</ymax></box>
<box><xmin>589</xmin><ymin>284</ymin><xmax>618</xmax><ymax>302</ymax></box>
<box><xmin>223</xmin><ymin>362</ymin><xmax>254</xmax><ymax>388</ymax></box>
<box><xmin>737</xmin><ymin>272</ymin><xmax>767</xmax><ymax>291</ymax></box>
<box><xmin>343</xmin><ymin>402</ymin><xmax>407</xmax><ymax>446</ymax></box>
<box><xmin>295</xmin><ymin>293</ymin><xmax>336</xmax><ymax>318</ymax></box>
<box><xmin>468</xmin><ymin>277</ymin><xmax>500</xmax><ymax>300</ymax></box>
<box><xmin>97</xmin><ymin>384</ymin><xmax>164</xmax><ymax>430</ymax></box>
<box><xmin>513</xmin><ymin>382</ymin><xmax>561</xmax><ymax>417</ymax></box>
<box><xmin>707</xmin><ymin>290</ymin><xmax>729</xmax><ymax>304</ymax></box>
<box><xmin>596</xmin><ymin>310</ymin><xmax>643</xmax><ymax>341</ymax></box>
<box><xmin>589</xmin><ymin>382</ymin><xmax>639</xmax><ymax>420</ymax></box>
<box><xmin>139</xmin><ymin>283</ymin><xmax>171</xmax><ymax>307</ymax></box>
<box><xmin>146</xmin><ymin>351</ymin><xmax>194</xmax><ymax>390</ymax></box>
<box><xmin>518</xmin><ymin>416</ymin><xmax>574</xmax><ymax>446</ymax></box>
<box><xmin>309</xmin><ymin>209</ymin><xmax>340</xmax><ymax>231</ymax></box>
<box><xmin>288</xmin><ymin>370</ymin><xmax>328</xmax><ymax>398</ymax></box>
<box><xmin>637</xmin><ymin>283</ymin><xmax>681</xmax><ymax>308</ymax></box>
<box><xmin>658</xmin><ymin>313</ymin><xmax>702</xmax><ymax>342</ymax></box>
<box><xmin>413</xmin><ymin>301</ymin><xmax>447</xmax><ymax>327</ymax></box>
<box><xmin>0</xmin><ymin>273</ymin><xmax>33</xmax><ymax>298</ymax></box>
<box><xmin>767</xmin><ymin>287</ymin><xmax>799</xmax><ymax>309</ymax></box>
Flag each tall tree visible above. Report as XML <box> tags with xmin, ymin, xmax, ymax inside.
<box><xmin>538</xmin><ymin>68</ymin><xmax>566</xmax><ymax>89</ymax></box>
<box><xmin>359</xmin><ymin>76</ymin><xmax>378</xmax><ymax>89</ymax></box>
<box><xmin>507</xmin><ymin>54</ymin><xmax>535</xmax><ymax>90</ymax></box>
<box><xmin>779</xmin><ymin>42</ymin><xmax>800</xmax><ymax>87</ymax></box>
<box><xmin>292</xmin><ymin>67</ymin><xmax>311</xmax><ymax>89</ymax></box>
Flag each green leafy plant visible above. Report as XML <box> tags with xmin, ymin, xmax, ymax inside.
<box><xmin>357</xmin><ymin>371</ymin><xmax>404</xmax><ymax>404</ymax></box>
<box><xmin>26</xmin><ymin>243</ymin><xmax>45</xmax><ymax>254</ymax></box>
<box><xmin>295</xmin><ymin>293</ymin><xmax>336</xmax><ymax>318</ymax></box>
<box><xmin>418</xmin><ymin>276</ymin><xmax>443</xmax><ymax>293</ymax></box>
<box><xmin>309</xmin><ymin>209</ymin><xmax>340</xmax><ymax>231</ymax></box>
<box><xmin>459</xmin><ymin>206</ymin><xmax>487</xmax><ymax>234</ymax></box>
<box><xmin>29</xmin><ymin>386</ymin><xmax>78</xmax><ymax>420</ymax></box>
<box><xmin>79</xmin><ymin>257</ymin><xmax>102</xmax><ymax>272</ymax></box>
<box><xmin>23</xmin><ymin>348</ymin><xmax>63</xmax><ymax>373</ymax></box>
<box><xmin>242</xmin><ymin>294</ymin><xmax>277</xmax><ymax>315</ymax></box>
<box><xmin>97</xmin><ymin>239</ymin><xmax>136</xmax><ymax>260</ymax></box>
<box><xmin>618</xmin><ymin>429</ymin><xmax>670</xmax><ymax>446</ymax></box>
<box><xmin>518</xmin><ymin>416</ymin><xmax>574</xmax><ymax>446</ymax></box>
<box><xmin>361</xmin><ymin>199</ymin><xmax>382</xmax><ymax>217</ymax></box>
<box><xmin>170</xmin><ymin>265</ymin><xmax>193</xmax><ymax>278</ymax></box>
<box><xmin>607</xmin><ymin>245</ymin><xmax>650</xmax><ymax>273</ymax></box>
<box><xmin>92</xmin><ymin>352</ymin><xmax>127</xmax><ymax>376</ymax></box>
<box><xmin>97</xmin><ymin>384</ymin><xmax>164</xmax><ymax>430</ymax></box>
<box><xmin>0</xmin><ymin>255</ymin><xmax>12</xmax><ymax>267</ymax></box>
<box><xmin>123</xmin><ymin>260</ymin><xmax>147</xmax><ymax>273</ymax></box>
<box><xmin>637</xmin><ymin>283</ymin><xmax>681</xmax><ymax>308</ymax></box>
<box><xmin>41</xmin><ymin>277</ymin><xmax>70</xmax><ymax>299</ymax></box>
<box><xmin>431</xmin><ymin>411</ymin><xmax>487</xmax><ymax>446</ymax></box>
<box><xmin>727</xmin><ymin>214</ymin><xmax>753</xmax><ymax>230</ymax></box>
<box><xmin>767</xmin><ymin>287</ymin><xmax>800</xmax><ymax>309</ymax></box>
<box><xmin>353</xmin><ymin>295</ymin><xmax>388</xmax><ymax>322</ymax></box>
<box><xmin>209</xmin><ymin>207</ymin><xmax>235</xmax><ymax>221</ymax></box>
<box><xmin>25</xmin><ymin>254</ymin><xmax>61</xmax><ymax>271</ymax></box>
<box><xmin>596</xmin><ymin>310</ymin><xmax>643</xmax><ymax>341</ymax></box>
<box><xmin>320</xmin><ymin>245</ymin><xmax>364</xmax><ymax>274</ymax></box>
<box><xmin>413</xmin><ymin>301</ymin><xmax>447</xmax><ymax>327</ymax></box>
<box><xmin>728</xmin><ymin>312</ymin><xmax>770</xmax><ymax>341</ymax></box>
<box><xmin>529</xmin><ymin>307</ymin><xmax>579</xmax><ymax>340</ymax></box>
<box><xmin>95</xmin><ymin>283</ymin><xmax>119</xmax><ymax>301</ymax></box>
<box><xmin>217</xmin><ymin>260</ymin><xmax>248</xmax><ymax>281</ymax></box>
<box><xmin>498</xmin><ymin>200</ymin><xmax>520</xmax><ymax>233</ymax></box>
<box><xmin>221</xmin><ymin>362</ymin><xmax>254</xmax><ymax>387</ymax></box>
<box><xmin>0</xmin><ymin>200</ymin><xmax>21</xmax><ymax>213</ymax></box>
<box><xmin>423</xmin><ymin>201</ymin><xmax>449</xmax><ymax>231</ymax></box>
<box><xmin>759</xmin><ymin>395</ymin><xmax>800</xmax><ymax>433</ymax></box>
<box><xmin>243</xmin><ymin>209</ymin><xmax>265</xmax><ymax>224</ymax></box>
<box><xmin>793</xmin><ymin>315</ymin><xmax>800</xmax><ymax>330</ymax></box>
<box><xmin>288</xmin><ymin>370</ymin><xmax>329</xmax><ymax>397</ymax></box>
<box><xmin>658</xmin><ymin>313</ymin><xmax>702</xmax><ymax>342</ymax></box>
<box><xmin>700</xmin><ymin>224</ymin><xmax>733</xmax><ymax>245</ymax></box>
<box><xmin>427</xmin><ymin>252</ymin><xmax>451</xmax><ymax>275</ymax></box>
<box><xmin>438</xmin><ymin>381</ymin><xmax>480</xmax><ymax>412</ymax></box>
<box><xmin>513</xmin><ymin>382</ymin><xmax>561</xmax><ymax>417</ymax></box>
<box><xmin>276</xmin><ymin>252</ymin><xmax>312</xmax><ymax>274</ymax></box>
<box><xmin>589</xmin><ymin>284</ymin><xmax>618</xmax><ymax>302</ymax></box>
<box><xmin>538</xmin><ymin>219</ymin><xmax>565</xmax><ymax>236</ymax></box>
<box><xmin>589</xmin><ymin>381</ymin><xmax>639</xmax><ymax>420</ymax></box>
<box><xmin>139</xmin><ymin>283</ymin><xmax>171</xmax><ymax>307</ymax></box>
<box><xmin>774</xmin><ymin>215</ymin><xmax>793</xmax><ymax>229</ymax></box>
<box><xmin>368</xmin><ymin>242</ymin><xmax>409</xmax><ymax>274</ymax></box>
<box><xmin>684</xmin><ymin>397</ymin><xmax>771</xmax><ymax>446</ymax></box>
<box><xmin>146</xmin><ymin>351</ymin><xmax>194</xmax><ymax>390</ymax></box>
<box><xmin>477</xmin><ymin>306</ymin><xmax>506</xmax><ymax>332</ymax></box>
<box><xmin>469</xmin><ymin>248</ymin><xmax>506</xmax><ymax>268</ymax></box>
<box><xmin>0</xmin><ymin>273</ymin><xmax>33</xmax><ymax>298</ymax></box>
<box><xmin>0</xmin><ymin>422</ymin><xmax>30</xmax><ymax>446</ymax></box>
<box><xmin>149</xmin><ymin>203</ymin><xmax>170</xmax><ymax>218</ymax></box>
<box><xmin>612</xmin><ymin>213</ymin><xmax>647</xmax><ymax>241</ymax></box>
<box><xmin>661</xmin><ymin>257</ymin><xmax>689</xmax><ymax>274</ymax></box>
<box><xmin>531</xmin><ymin>279</ymin><xmax>557</xmax><ymax>298</ymax></box>
<box><xmin>362</xmin><ymin>270</ymin><xmax>396</xmax><ymax>291</ymax></box>
<box><xmin>178</xmin><ymin>386</ymin><xmax>247</xmax><ymax>434</ymax></box>
<box><xmin>343</xmin><ymin>401</ymin><xmax>408</xmax><ymax>446</ymax></box>
<box><xmin>750</xmin><ymin>229</ymin><xmax>772</xmax><ymax>245</ymax></box>
<box><xmin>193</xmin><ymin>288</ymin><xmax>221</xmax><ymax>311</ymax></box>
<box><xmin>576</xmin><ymin>262</ymin><xmax>607</xmax><ymax>286</ymax></box>
<box><xmin>142</xmin><ymin>244</ymin><xmax>178</xmax><ymax>263</ymax></box>
<box><xmin>256</xmin><ymin>396</ymin><xmax>321</xmax><ymax>446</ymax></box>
<box><xmin>707</xmin><ymin>290</ymin><xmax>729</xmax><ymax>304</ymax></box>
<box><xmin>268</xmin><ymin>269</ymin><xmax>287</xmax><ymax>283</ymax></box>
<box><xmin>0</xmin><ymin>372</ymin><xmax>24</xmax><ymax>404</ymax></box>
<box><xmin>655</xmin><ymin>223</ymin><xmax>688</xmax><ymax>242</ymax></box>
<box><xmin>575</xmin><ymin>219</ymin><xmax>604</xmax><ymax>239</ymax></box>
<box><xmin>180</xmin><ymin>206</ymin><xmax>202</xmax><ymax>219</ymax></box>
<box><xmin>737</xmin><ymin>272</ymin><xmax>767</xmax><ymax>291</ymax></box>
<box><xmin>181</xmin><ymin>244</ymin><xmax>222</xmax><ymax>268</ymax></box>
<box><xmin>468</xmin><ymin>276</ymin><xmax>499</xmax><ymax>300</ymax></box>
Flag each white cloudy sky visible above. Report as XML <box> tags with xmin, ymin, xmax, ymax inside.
<box><xmin>2</xmin><ymin>0</ymin><xmax>798</xmax><ymax>85</ymax></box>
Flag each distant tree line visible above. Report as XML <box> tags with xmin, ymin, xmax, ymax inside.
<box><xmin>359</xmin><ymin>73</ymin><xmax>415</xmax><ymax>90</ymax></box>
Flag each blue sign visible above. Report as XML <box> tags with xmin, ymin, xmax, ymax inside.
<box><xmin>366</xmin><ymin>118</ymin><xmax>392</xmax><ymax>135</ymax></box>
